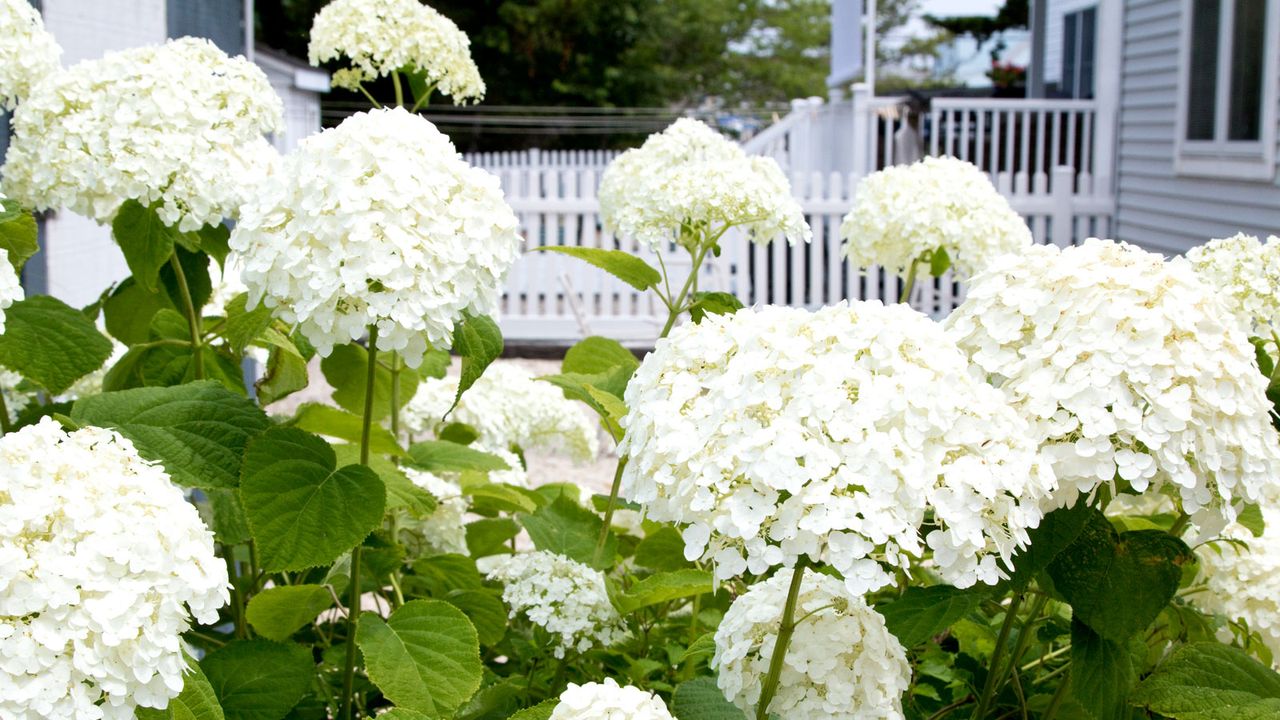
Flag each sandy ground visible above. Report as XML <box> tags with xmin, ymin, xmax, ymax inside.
<box><xmin>269</xmin><ymin>356</ymin><xmax>620</xmax><ymax>496</ymax></box>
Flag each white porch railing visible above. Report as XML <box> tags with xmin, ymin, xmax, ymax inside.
<box><xmin>464</xmin><ymin>148</ymin><xmax>620</xmax><ymax>173</ymax></box>
<box><xmin>496</xmin><ymin>165</ymin><xmax>1114</xmax><ymax>343</ymax></box>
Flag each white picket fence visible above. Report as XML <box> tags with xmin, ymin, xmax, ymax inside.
<box><xmin>464</xmin><ymin>148</ymin><xmax>621</xmax><ymax>173</ymax></box>
<box><xmin>496</xmin><ymin>164</ymin><xmax>1114</xmax><ymax>343</ymax></box>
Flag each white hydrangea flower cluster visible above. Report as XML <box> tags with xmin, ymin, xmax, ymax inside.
<box><xmin>0</xmin><ymin>367</ymin><xmax>29</xmax><ymax>424</ymax></box>
<box><xmin>840</xmin><ymin>156</ymin><xmax>1031</xmax><ymax>279</ymax></box>
<box><xmin>0</xmin><ymin>0</ymin><xmax>61</xmax><ymax>110</ymax></box>
<box><xmin>402</xmin><ymin>363</ymin><xmax>598</xmax><ymax>460</ymax></box>
<box><xmin>486</xmin><ymin>550</ymin><xmax>625</xmax><ymax>658</ymax></box>
<box><xmin>599</xmin><ymin>118</ymin><xmax>810</xmax><ymax>250</ymax></box>
<box><xmin>1194</xmin><ymin>508</ymin><xmax>1280</xmax><ymax>667</ymax></box>
<box><xmin>0</xmin><ymin>418</ymin><xmax>228</xmax><ymax>720</ymax></box>
<box><xmin>402</xmin><ymin>445</ymin><xmax>528</xmax><ymax>556</ymax></box>
<box><xmin>403</xmin><ymin>467</ymin><xmax>470</xmax><ymax>555</ymax></box>
<box><xmin>1</xmin><ymin>38</ymin><xmax>283</xmax><ymax>232</ymax></box>
<box><xmin>0</xmin><ymin>249</ymin><xmax>21</xmax><ymax>334</ymax></box>
<box><xmin>308</xmin><ymin>0</ymin><xmax>484</xmax><ymax>103</ymax></box>
<box><xmin>1186</xmin><ymin>233</ymin><xmax>1280</xmax><ymax>332</ymax></box>
<box><xmin>229</xmin><ymin>108</ymin><xmax>520</xmax><ymax>367</ymax></box>
<box><xmin>946</xmin><ymin>239</ymin><xmax>1280</xmax><ymax>530</ymax></box>
<box><xmin>714</xmin><ymin>571</ymin><xmax>910</xmax><ymax>720</ymax></box>
<box><xmin>550</xmin><ymin>678</ymin><xmax>675</xmax><ymax>720</ymax></box>
<box><xmin>620</xmin><ymin>302</ymin><xmax>1056</xmax><ymax>595</ymax></box>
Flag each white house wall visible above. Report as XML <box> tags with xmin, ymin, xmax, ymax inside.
<box><xmin>1114</xmin><ymin>0</ymin><xmax>1280</xmax><ymax>255</ymax></box>
<box><xmin>1043</xmin><ymin>0</ymin><xmax>1098</xmax><ymax>87</ymax></box>
<box><xmin>34</xmin><ymin>0</ymin><xmax>168</xmax><ymax>306</ymax></box>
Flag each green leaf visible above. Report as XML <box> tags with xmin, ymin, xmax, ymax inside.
<box><xmin>223</xmin><ymin>294</ymin><xmax>274</xmax><ymax>356</ymax></box>
<box><xmin>687</xmin><ymin>291</ymin><xmax>745</xmax><ymax>323</ymax></box>
<box><xmin>635</xmin><ymin>527</ymin><xmax>696</xmax><ymax>571</ymax></box>
<box><xmin>443</xmin><ymin>588</ymin><xmax>508</xmax><ymax>646</ymax></box>
<box><xmin>561</xmin><ymin>336</ymin><xmax>639</xmax><ymax>376</ymax></box>
<box><xmin>1004</xmin><ymin>500</ymin><xmax>1092</xmax><ymax>589</ymax></box>
<box><xmin>1239</xmin><ymin>503</ymin><xmax>1266</xmax><ymax>538</ymax></box>
<box><xmin>136</xmin><ymin>656</ymin><xmax>225</xmax><ymax>720</ymax></box>
<box><xmin>254</xmin><ymin>328</ymin><xmax>309</xmax><ymax>405</ymax></box>
<box><xmin>535</xmin><ymin>246</ymin><xmax>661</xmax><ymax>291</ymax></box>
<box><xmin>104</xmin><ymin>278</ymin><xmax>176</xmax><ymax>345</ymax></box>
<box><xmin>616</xmin><ymin>569</ymin><xmax>715</xmax><ymax>613</ymax></box>
<box><xmin>411</xmin><ymin>554</ymin><xmax>484</xmax><ymax>594</ymax></box>
<box><xmin>875</xmin><ymin>585</ymin><xmax>986</xmax><ymax>648</ymax></box>
<box><xmin>196</xmin><ymin>223</ymin><xmax>231</xmax><ymax>268</ymax></box>
<box><xmin>464</xmin><ymin>482</ymin><xmax>539</xmax><ymax>514</ymax></box>
<box><xmin>245</xmin><ymin>585</ymin><xmax>334</xmax><ymax>642</ymax></box>
<box><xmin>239</xmin><ymin>427</ymin><xmax>386</xmax><ymax>572</ymax></box>
<box><xmin>112</xmin><ymin>199</ymin><xmax>178</xmax><ymax>292</ymax></box>
<box><xmin>1048</xmin><ymin>511</ymin><xmax>1193</xmax><ymax>642</ymax></box>
<box><xmin>437</xmin><ymin>421</ymin><xmax>480</xmax><ymax>445</ymax></box>
<box><xmin>71</xmin><ymin>381</ymin><xmax>269</xmax><ymax>488</ymax></box>
<box><xmin>321</xmin><ymin>342</ymin><xmax>419</xmax><ymax>421</ymax></box>
<box><xmin>161</xmin><ymin>245</ymin><xmax>212</xmax><ymax>313</ymax></box>
<box><xmin>202</xmin><ymin>488</ymin><xmax>252</xmax><ymax>544</ymax></box>
<box><xmin>672</xmin><ymin>677</ymin><xmax>745</xmax><ymax>719</ymax></box>
<box><xmin>1069</xmin><ymin>618</ymin><xmax>1139</xmax><ymax>720</ymax></box>
<box><xmin>0</xmin><ymin>295</ymin><xmax>114</xmax><ymax>394</ymax></box>
<box><xmin>407</xmin><ymin>440</ymin><xmax>510</xmax><ymax>474</ymax></box>
<box><xmin>928</xmin><ymin>246</ymin><xmax>952</xmax><ymax>276</ymax></box>
<box><xmin>520</xmin><ymin>493</ymin><xmax>615</xmax><ymax>569</ymax></box>
<box><xmin>466</xmin><ymin>518</ymin><xmax>520</xmax><ymax>558</ymax></box>
<box><xmin>0</xmin><ymin>198</ymin><xmax>38</xmax><ymax>273</ymax></box>
<box><xmin>449</xmin><ymin>313</ymin><xmax>503</xmax><ymax>416</ymax></box>
<box><xmin>506</xmin><ymin>701</ymin><xmax>558</xmax><ymax>720</ymax></box>
<box><xmin>1131</xmin><ymin>642</ymin><xmax>1280</xmax><ymax>719</ymax></box>
<box><xmin>200</xmin><ymin>639</ymin><xmax>313</xmax><ymax>720</ymax></box>
<box><xmin>680</xmin><ymin>631</ymin><xmax>718</xmax><ymax>666</ymax></box>
<box><xmin>290</xmin><ymin>403</ymin><xmax>402</xmax><ymax>455</ymax></box>
<box><xmin>356</xmin><ymin>599</ymin><xmax>483</xmax><ymax>716</ymax></box>
<box><xmin>333</xmin><ymin>445</ymin><xmax>437</xmax><ymax>517</ymax></box>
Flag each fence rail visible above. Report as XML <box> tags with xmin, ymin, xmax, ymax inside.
<box><xmin>465</xmin><ymin>148</ymin><xmax>620</xmax><ymax>173</ymax></box>
<box><xmin>496</xmin><ymin>165</ymin><xmax>1114</xmax><ymax>343</ymax></box>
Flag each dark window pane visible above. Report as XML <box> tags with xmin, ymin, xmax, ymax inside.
<box><xmin>1187</xmin><ymin>0</ymin><xmax>1220</xmax><ymax>140</ymax></box>
<box><xmin>1228</xmin><ymin>0</ymin><xmax>1265</xmax><ymax>140</ymax></box>
<box><xmin>1079</xmin><ymin>7</ymin><xmax>1096</xmax><ymax>99</ymax></box>
<box><xmin>167</xmin><ymin>0</ymin><xmax>245</xmax><ymax>56</ymax></box>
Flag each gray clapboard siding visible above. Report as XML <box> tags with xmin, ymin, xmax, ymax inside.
<box><xmin>1115</xmin><ymin>0</ymin><xmax>1280</xmax><ymax>255</ymax></box>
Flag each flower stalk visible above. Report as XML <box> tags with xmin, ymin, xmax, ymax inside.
<box><xmin>339</xmin><ymin>323</ymin><xmax>380</xmax><ymax>720</ymax></box>
<box><xmin>756</xmin><ymin>558</ymin><xmax>809</xmax><ymax>720</ymax></box>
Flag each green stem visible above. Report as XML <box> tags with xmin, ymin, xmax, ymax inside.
<box><xmin>389</xmin><ymin>353</ymin><xmax>401</xmax><ymax>446</ymax></box>
<box><xmin>595</xmin><ymin>455</ymin><xmax>627</xmax><ymax>563</ymax></box>
<box><xmin>926</xmin><ymin>695</ymin><xmax>974</xmax><ymax>720</ymax></box>
<box><xmin>996</xmin><ymin>593</ymin><xmax>1049</xmax><ymax>697</ymax></box>
<box><xmin>1042</xmin><ymin>670</ymin><xmax>1070</xmax><ymax>720</ymax></box>
<box><xmin>223</xmin><ymin>551</ymin><xmax>247</xmax><ymax>638</ymax></box>
<box><xmin>974</xmin><ymin>592</ymin><xmax>1025</xmax><ymax>719</ymax></box>
<box><xmin>659</xmin><ymin>241</ymin><xmax>712</xmax><ymax>338</ymax></box>
<box><xmin>410</xmin><ymin>83</ymin><xmax>435</xmax><ymax>113</ymax></box>
<box><xmin>899</xmin><ymin>258</ymin><xmax>921</xmax><ymax>305</ymax></box>
<box><xmin>355</xmin><ymin>82</ymin><xmax>383</xmax><ymax>109</ymax></box>
<box><xmin>169</xmin><ymin>253</ymin><xmax>204</xmax><ymax>380</ymax></box>
<box><xmin>756</xmin><ymin>559</ymin><xmax>809</xmax><ymax>720</ymax></box>
<box><xmin>392</xmin><ymin>71</ymin><xmax>405</xmax><ymax>108</ymax></box>
<box><xmin>340</xmin><ymin>325</ymin><xmax>380</xmax><ymax>720</ymax></box>
<box><xmin>1169</xmin><ymin>511</ymin><xmax>1192</xmax><ymax>537</ymax></box>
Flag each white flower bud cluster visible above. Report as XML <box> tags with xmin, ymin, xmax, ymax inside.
<box><xmin>402</xmin><ymin>445</ymin><xmax>528</xmax><ymax>556</ymax></box>
<box><xmin>714</xmin><ymin>570</ymin><xmax>910</xmax><ymax>720</ymax></box>
<box><xmin>1194</xmin><ymin>507</ymin><xmax>1280</xmax><ymax>667</ymax></box>
<box><xmin>486</xmin><ymin>550</ymin><xmax>625</xmax><ymax>658</ymax></box>
<box><xmin>0</xmin><ymin>419</ymin><xmax>228</xmax><ymax>719</ymax></box>
<box><xmin>1</xmin><ymin>38</ymin><xmax>283</xmax><ymax>232</ymax></box>
<box><xmin>229</xmin><ymin>108</ymin><xmax>520</xmax><ymax>368</ymax></box>
<box><xmin>840</xmin><ymin>156</ymin><xmax>1031</xmax><ymax>279</ymax></box>
<box><xmin>599</xmin><ymin>118</ymin><xmax>810</xmax><ymax>250</ymax></box>
<box><xmin>308</xmin><ymin>0</ymin><xmax>484</xmax><ymax>103</ymax></box>
<box><xmin>620</xmin><ymin>302</ymin><xmax>1056</xmax><ymax>596</ymax></box>
<box><xmin>550</xmin><ymin>677</ymin><xmax>675</xmax><ymax>720</ymax></box>
<box><xmin>0</xmin><ymin>249</ymin><xmax>21</xmax><ymax>335</ymax></box>
<box><xmin>946</xmin><ymin>239</ymin><xmax>1280</xmax><ymax>530</ymax></box>
<box><xmin>402</xmin><ymin>363</ymin><xmax>598</xmax><ymax>461</ymax></box>
<box><xmin>1186</xmin><ymin>233</ymin><xmax>1280</xmax><ymax>333</ymax></box>
<box><xmin>0</xmin><ymin>0</ymin><xmax>61</xmax><ymax>110</ymax></box>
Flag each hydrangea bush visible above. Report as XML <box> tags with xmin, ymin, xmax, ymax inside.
<box><xmin>2</xmin><ymin>2</ymin><xmax>1280</xmax><ymax>719</ymax></box>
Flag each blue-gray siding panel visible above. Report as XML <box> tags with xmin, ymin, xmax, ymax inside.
<box><xmin>167</xmin><ymin>0</ymin><xmax>243</xmax><ymax>55</ymax></box>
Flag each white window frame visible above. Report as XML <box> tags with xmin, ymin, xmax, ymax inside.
<box><xmin>1174</xmin><ymin>0</ymin><xmax>1280</xmax><ymax>180</ymax></box>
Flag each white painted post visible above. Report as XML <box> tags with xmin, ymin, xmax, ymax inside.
<box><xmin>850</xmin><ymin>83</ymin><xmax>872</xmax><ymax>180</ymax></box>
<box><xmin>1093</xmin><ymin>0</ymin><xmax>1122</xmax><ymax>197</ymax></box>
<box><xmin>1050</xmin><ymin>166</ymin><xmax>1075</xmax><ymax>247</ymax></box>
